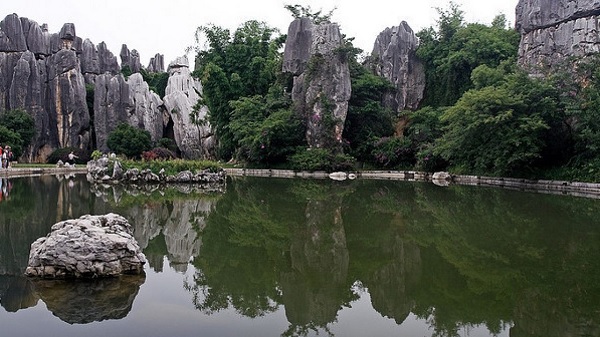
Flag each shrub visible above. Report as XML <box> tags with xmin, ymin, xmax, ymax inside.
<box><xmin>372</xmin><ymin>137</ymin><xmax>414</xmax><ymax>168</ymax></box>
<box><xmin>157</xmin><ymin>138</ymin><xmax>178</xmax><ymax>153</ymax></box>
<box><xmin>120</xmin><ymin>159</ymin><xmax>222</xmax><ymax>176</ymax></box>
<box><xmin>107</xmin><ymin>123</ymin><xmax>152</xmax><ymax>158</ymax></box>
<box><xmin>142</xmin><ymin>147</ymin><xmax>176</xmax><ymax>161</ymax></box>
<box><xmin>288</xmin><ymin>148</ymin><xmax>356</xmax><ymax>172</ymax></box>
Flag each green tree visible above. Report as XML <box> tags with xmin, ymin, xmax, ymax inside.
<box><xmin>0</xmin><ymin>109</ymin><xmax>35</xmax><ymax>158</ymax></box>
<box><xmin>416</xmin><ymin>3</ymin><xmax>520</xmax><ymax>107</ymax></box>
<box><xmin>107</xmin><ymin>123</ymin><xmax>152</xmax><ymax>158</ymax></box>
<box><xmin>193</xmin><ymin>21</ymin><xmax>284</xmax><ymax>159</ymax></box>
<box><xmin>228</xmin><ymin>85</ymin><xmax>304</xmax><ymax>164</ymax></box>
<box><xmin>343</xmin><ymin>57</ymin><xmax>395</xmax><ymax>164</ymax></box>
<box><xmin>434</xmin><ymin>77</ymin><xmax>552</xmax><ymax>175</ymax></box>
<box><xmin>284</xmin><ymin>4</ymin><xmax>336</xmax><ymax>23</ymax></box>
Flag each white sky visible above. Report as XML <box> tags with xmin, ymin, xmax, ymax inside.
<box><xmin>2</xmin><ymin>0</ymin><xmax>519</xmax><ymax>68</ymax></box>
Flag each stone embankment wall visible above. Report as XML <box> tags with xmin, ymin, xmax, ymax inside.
<box><xmin>225</xmin><ymin>168</ymin><xmax>600</xmax><ymax>199</ymax></box>
<box><xmin>0</xmin><ymin>167</ymin><xmax>87</xmax><ymax>178</ymax></box>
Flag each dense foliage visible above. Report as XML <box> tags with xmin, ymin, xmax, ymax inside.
<box><xmin>182</xmin><ymin>3</ymin><xmax>600</xmax><ymax>181</ymax></box>
<box><xmin>193</xmin><ymin>20</ymin><xmax>287</xmax><ymax>160</ymax></box>
<box><xmin>416</xmin><ymin>4</ymin><xmax>520</xmax><ymax>107</ymax></box>
<box><xmin>107</xmin><ymin>123</ymin><xmax>152</xmax><ymax>158</ymax></box>
<box><xmin>0</xmin><ymin>109</ymin><xmax>35</xmax><ymax>158</ymax></box>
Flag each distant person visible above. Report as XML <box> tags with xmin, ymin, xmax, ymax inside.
<box><xmin>1</xmin><ymin>147</ymin><xmax>7</xmax><ymax>169</ymax></box>
<box><xmin>68</xmin><ymin>151</ymin><xmax>78</xmax><ymax>166</ymax></box>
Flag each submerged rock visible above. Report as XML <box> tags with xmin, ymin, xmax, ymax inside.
<box><xmin>25</xmin><ymin>213</ymin><xmax>146</xmax><ymax>278</ymax></box>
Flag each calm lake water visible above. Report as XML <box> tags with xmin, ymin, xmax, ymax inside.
<box><xmin>0</xmin><ymin>174</ymin><xmax>598</xmax><ymax>337</ymax></box>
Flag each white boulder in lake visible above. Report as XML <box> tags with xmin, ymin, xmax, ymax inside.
<box><xmin>25</xmin><ymin>214</ymin><xmax>146</xmax><ymax>278</ymax></box>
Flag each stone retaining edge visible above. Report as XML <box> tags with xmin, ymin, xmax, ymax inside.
<box><xmin>225</xmin><ymin>168</ymin><xmax>600</xmax><ymax>198</ymax></box>
<box><xmin>0</xmin><ymin>167</ymin><xmax>88</xmax><ymax>178</ymax></box>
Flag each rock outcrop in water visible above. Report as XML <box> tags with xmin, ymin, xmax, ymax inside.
<box><xmin>370</xmin><ymin>21</ymin><xmax>425</xmax><ymax>113</ymax></box>
<box><xmin>517</xmin><ymin>0</ymin><xmax>600</xmax><ymax>71</ymax></box>
<box><xmin>25</xmin><ymin>213</ymin><xmax>146</xmax><ymax>278</ymax></box>
<box><xmin>0</xmin><ymin>13</ymin><xmax>213</xmax><ymax>162</ymax></box>
<box><xmin>283</xmin><ymin>17</ymin><xmax>351</xmax><ymax>150</ymax></box>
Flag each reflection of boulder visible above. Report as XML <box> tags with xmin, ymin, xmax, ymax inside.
<box><xmin>25</xmin><ymin>214</ymin><xmax>146</xmax><ymax>278</ymax></box>
<box><xmin>0</xmin><ymin>276</ymin><xmax>39</xmax><ymax>312</ymax></box>
<box><xmin>30</xmin><ymin>275</ymin><xmax>145</xmax><ymax>324</ymax></box>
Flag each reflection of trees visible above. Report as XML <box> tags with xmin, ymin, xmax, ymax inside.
<box><xmin>190</xmin><ymin>178</ymin><xmax>357</xmax><ymax>335</ymax></box>
<box><xmin>405</xmin><ymin>185</ymin><xmax>600</xmax><ymax>337</ymax></box>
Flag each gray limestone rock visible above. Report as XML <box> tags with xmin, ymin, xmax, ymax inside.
<box><xmin>371</xmin><ymin>22</ymin><xmax>425</xmax><ymax>112</ymax></box>
<box><xmin>0</xmin><ymin>14</ymin><xmax>27</xmax><ymax>52</ymax></box>
<box><xmin>147</xmin><ymin>53</ymin><xmax>164</xmax><ymax>73</ymax></box>
<box><xmin>97</xmin><ymin>41</ymin><xmax>120</xmax><ymax>75</ymax></box>
<box><xmin>120</xmin><ymin>44</ymin><xmax>141</xmax><ymax>73</ymax></box>
<box><xmin>284</xmin><ymin>18</ymin><xmax>351</xmax><ymax>149</ymax></box>
<box><xmin>517</xmin><ymin>0</ymin><xmax>600</xmax><ymax>70</ymax></box>
<box><xmin>282</xmin><ymin>17</ymin><xmax>314</xmax><ymax>75</ymax></box>
<box><xmin>93</xmin><ymin>73</ymin><xmax>134</xmax><ymax>152</ymax></box>
<box><xmin>127</xmin><ymin>73</ymin><xmax>164</xmax><ymax>142</ymax></box>
<box><xmin>80</xmin><ymin>39</ymin><xmax>100</xmax><ymax>74</ymax></box>
<box><xmin>46</xmin><ymin>49</ymin><xmax>91</xmax><ymax>149</ymax></box>
<box><xmin>25</xmin><ymin>213</ymin><xmax>146</xmax><ymax>278</ymax></box>
<box><xmin>163</xmin><ymin>55</ymin><xmax>214</xmax><ymax>159</ymax></box>
<box><xmin>22</xmin><ymin>18</ymin><xmax>50</xmax><ymax>56</ymax></box>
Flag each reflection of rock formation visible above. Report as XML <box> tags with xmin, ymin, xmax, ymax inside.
<box><xmin>109</xmin><ymin>192</ymin><xmax>218</xmax><ymax>273</ymax></box>
<box><xmin>163</xmin><ymin>199</ymin><xmax>214</xmax><ymax>272</ymax></box>
<box><xmin>280</xmin><ymin>197</ymin><xmax>350</xmax><ymax>330</ymax></box>
<box><xmin>0</xmin><ymin>276</ymin><xmax>39</xmax><ymax>312</ymax></box>
<box><xmin>367</xmin><ymin>236</ymin><xmax>421</xmax><ymax>325</ymax></box>
<box><xmin>30</xmin><ymin>275</ymin><xmax>145</xmax><ymax>324</ymax></box>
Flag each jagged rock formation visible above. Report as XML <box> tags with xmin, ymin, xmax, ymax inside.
<box><xmin>127</xmin><ymin>73</ymin><xmax>164</xmax><ymax>141</ymax></box>
<box><xmin>163</xmin><ymin>56</ymin><xmax>214</xmax><ymax>159</ymax></box>
<box><xmin>0</xmin><ymin>14</ymin><xmax>91</xmax><ymax>161</ymax></box>
<box><xmin>120</xmin><ymin>44</ymin><xmax>141</xmax><ymax>73</ymax></box>
<box><xmin>370</xmin><ymin>21</ymin><xmax>425</xmax><ymax>112</ymax></box>
<box><xmin>147</xmin><ymin>53</ymin><xmax>165</xmax><ymax>73</ymax></box>
<box><xmin>283</xmin><ymin>18</ymin><xmax>351</xmax><ymax>149</ymax></box>
<box><xmin>517</xmin><ymin>0</ymin><xmax>600</xmax><ymax>71</ymax></box>
<box><xmin>0</xmin><ymin>13</ymin><xmax>213</xmax><ymax>162</ymax></box>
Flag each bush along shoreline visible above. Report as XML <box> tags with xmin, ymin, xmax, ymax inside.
<box><xmin>86</xmin><ymin>157</ymin><xmax>226</xmax><ymax>190</ymax></box>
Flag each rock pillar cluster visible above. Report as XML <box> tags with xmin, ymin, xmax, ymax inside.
<box><xmin>0</xmin><ymin>13</ymin><xmax>213</xmax><ymax>161</ymax></box>
<box><xmin>0</xmin><ymin>14</ymin><xmax>90</xmax><ymax>161</ymax></box>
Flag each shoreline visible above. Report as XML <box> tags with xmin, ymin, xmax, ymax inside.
<box><xmin>225</xmin><ymin>168</ymin><xmax>600</xmax><ymax>199</ymax></box>
<box><xmin>0</xmin><ymin>167</ymin><xmax>88</xmax><ymax>178</ymax></box>
<box><xmin>1</xmin><ymin>166</ymin><xmax>598</xmax><ymax>199</ymax></box>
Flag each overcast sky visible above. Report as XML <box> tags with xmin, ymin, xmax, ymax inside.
<box><xmin>2</xmin><ymin>0</ymin><xmax>520</xmax><ymax>67</ymax></box>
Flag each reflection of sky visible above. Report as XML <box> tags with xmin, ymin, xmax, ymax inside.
<box><xmin>0</xmin><ymin>259</ymin><xmax>509</xmax><ymax>337</ymax></box>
